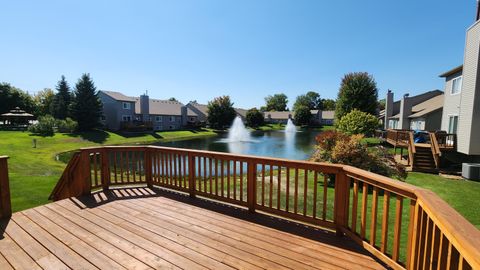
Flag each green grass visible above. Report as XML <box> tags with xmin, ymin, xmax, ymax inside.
<box><xmin>1</xmin><ymin>129</ymin><xmax>217</xmax><ymax>212</ymax></box>
<box><xmin>255</xmin><ymin>123</ymin><xmax>285</xmax><ymax>131</ymax></box>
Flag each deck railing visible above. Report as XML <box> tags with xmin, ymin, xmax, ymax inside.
<box><xmin>429</xmin><ymin>133</ymin><xmax>441</xmax><ymax>169</ymax></box>
<box><xmin>48</xmin><ymin>146</ymin><xmax>480</xmax><ymax>269</ymax></box>
<box><xmin>386</xmin><ymin>129</ymin><xmax>411</xmax><ymax>147</ymax></box>
<box><xmin>0</xmin><ymin>156</ymin><xmax>11</xmax><ymax>219</ymax></box>
<box><xmin>435</xmin><ymin>133</ymin><xmax>457</xmax><ymax>150</ymax></box>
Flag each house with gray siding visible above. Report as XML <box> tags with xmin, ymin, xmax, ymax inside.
<box><xmin>439</xmin><ymin>10</ymin><xmax>480</xmax><ymax>156</ymax></box>
<box><xmin>185</xmin><ymin>101</ymin><xmax>248</xmax><ymax>125</ymax></box>
<box><xmin>99</xmin><ymin>91</ymin><xmax>197</xmax><ymax>131</ymax></box>
<box><xmin>381</xmin><ymin>89</ymin><xmax>443</xmax><ymax>131</ymax></box>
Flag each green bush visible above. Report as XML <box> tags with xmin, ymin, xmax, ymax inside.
<box><xmin>245</xmin><ymin>108</ymin><xmax>264</xmax><ymax>127</ymax></box>
<box><xmin>28</xmin><ymin>115</ymin><xmax>56</xmax><ymax>136</ymax></box>
<box><xmin>56</xmin><ymin>118</ymin><xmax>78</xmax><ymax>133</ymax></box>
<box><xmin>311</xmin><ymin>130</ymin><xmax>405</xmax><ymax>179</ymax></box>
<box><xmin>336</xmin><ymin>109</ymin><xmax>378</xmax><ymax>136</ymax></box>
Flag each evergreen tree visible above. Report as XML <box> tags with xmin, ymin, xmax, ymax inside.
<box><xmin>71</xmin><ymin>74</ymin><xmax>103</xmax><ymax>131</ymax></box>
<box><xmin>51</xmin><ymin>76</ymin><xmax>72</xmax><ymax>119</ymax></box>
<box><xmin>335</xmin><ymin>72</ymin><xmax>378</xmax><ymax>121</ymax></box>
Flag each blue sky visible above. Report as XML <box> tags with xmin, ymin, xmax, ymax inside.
<box><xmin>0</xmin><ymin>0</ymin><xmax>475</xmax><ymax>109</ymax></box>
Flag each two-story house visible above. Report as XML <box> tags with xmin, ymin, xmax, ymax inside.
<box><xmin>439</xmin><ymin>8</ymin><xmax>480</xmax><ymax>156</ymax></box>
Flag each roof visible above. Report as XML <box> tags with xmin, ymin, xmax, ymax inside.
<box><xmin>264</xmin><ymin>111</ymin><xmax>293</xmax><ymax>120</ymax></box>
<box><xmin>234</xmin><ymin>108</ymin><xmax>248</xmax><ymax>118</ymax></box>
<box><xmin>382</xmin><ymin>89</ymin><xmax>443</xmax><ymax>118</ymax></box>
<box><xmin>135</xmin><ymin>98</ymin><xmax>197</xmax><ymax>116</ymax></box>
<box><xmin>390</xmin><ymin>94</ymin><xmax>444</xmax><ymax>119</ymax></box>
<box><xmin>439</xmin><ymin>65</ymin><xmax>463</xmax><ymax>78</ymax></box>
<box><xmin>321</xmin><ymin>110</ymin><xmax>335</xmax><ymax>119</ymax></box>
<box><xmin>0</xmin><ymin>107</ymin><xmax>34</xmax><ymax>118</ymax></box>
<box><xmin>100</xmin><ymin>90</ymin><xmax>137</xmax><ymax>102</ymax></box>
<box><xmin>187</xmin><ymin>102</ymin><xmax>208</xmax><ymax>116</ymax></box>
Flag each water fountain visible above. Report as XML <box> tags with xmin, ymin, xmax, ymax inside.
<box><xmin>285</xmin><ymin>118</ymin><xmax>297</xmax><ymax>132</ymax></box>
<box><xmin>227</xmin><ymin>116</ymin><xmax>251</xmax><ymax>142</ymax></box>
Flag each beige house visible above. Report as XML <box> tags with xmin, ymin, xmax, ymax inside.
<box><xmin>185</xmin><ymin>101</ymin><xmax>248</xmax><ymax>125</ymax></box>
<box><xmin>439</xmin><ymin>11</ymin><xmax>480</xmax><ymax>155</ymax></box>
<box><xmin>381</xmin><ymin>89</ymin><xmax>443</xmax><ymax>131</ymax></box>
<box><xmin>264</xmin><ymin>110</ymin><xmax>335</xmax><ymax>125</ymax></box>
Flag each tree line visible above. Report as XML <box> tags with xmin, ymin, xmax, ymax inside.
<box><xmin>0</xmin><ymin>74</ymin><xmax>103</xmax><ymax>132</ymax></box>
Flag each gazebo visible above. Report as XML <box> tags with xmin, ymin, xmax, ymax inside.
<box><xmin>0</xmin><ymin>107</ymin><xmax>35</xmax><ymax>127</ymax></box>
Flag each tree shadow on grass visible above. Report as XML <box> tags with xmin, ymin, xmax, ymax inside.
<box><xmin>66</xmin><ymin>130</ymin><xmax>110</xmax><ymax>144</ymax></box>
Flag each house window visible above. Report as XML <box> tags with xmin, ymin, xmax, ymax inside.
<box><xmin>388</xmin><ymin>119</ymin><xmax>399</xmax><ymax>129</ymax></box>
<box><xmin>122</xmin><ymin>102</ymin><xmax>131</xmax><ymax>110</ymax></box>
<box><xmin>448</xmin><ymin>115</ymin><xmax>458</xmax><ymax>134</ymax></box>
<box><xmin>155</xmin><ymin>116</ymin><xmax>162</xmax><ymax>122</ymax></box>
<box><xmin>122</xmin><ymin>115</ymin><xmax>132</xmax><ymax>122</ymax></box>
<box><xmin>170</xmin><ymin>116</ymin><xmax>175</xmax><ymax>122</ymax></box>
<box><xmin>451</xmin><ymin>76</ymin><xmax>462</xmax><ymax>95</ymax></box>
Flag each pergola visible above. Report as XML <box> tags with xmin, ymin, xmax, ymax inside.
<box><xmin>0</xmin><ymin>107</ymin><xmax>35</xmax><ymax>126</ymax></box>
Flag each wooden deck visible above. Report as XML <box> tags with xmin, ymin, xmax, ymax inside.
<box><xmin>0</xmin><ymin>187</ymin><xmax>386</xmax><ymax>270</ymax></box>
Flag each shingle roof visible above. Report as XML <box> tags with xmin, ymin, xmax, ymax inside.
<box><xmin>188</xmin><ymin>102</ymin><xmax>208</xmax><ymax>116</ymax></box>
<box><xmin>439</xmin><ymin>65</ymin><xmax>463</xmax><ymax>78</ymax></box>
<box><xmin>135</xmin><ymin>98</ymin><xmax>197</xmax><ymax>116</ymax></box>
<box><xmin>100</xmin><ymin>90</ymin><xmax>137</xmax><ymax>102</ymax></box>
<box><xmin>408</xmin><ymin>94</ymin><xmax>444</xmax><ymax>118</ymax></box>
<box><xmin>264</xmin><ymin>111</ymin><xmax>293</xmax><ymax>120</ymax></box>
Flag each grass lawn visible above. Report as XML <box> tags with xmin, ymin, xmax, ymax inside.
<box><xmin>0</xmin><ymin>129</ymin><xmax>217</xmax><ymax>212</ymax></box>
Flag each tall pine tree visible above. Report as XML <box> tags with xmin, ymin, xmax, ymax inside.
<box><xmin>51</xmin><ymin>75</ymin><xmax>72</xmax><ymax>119</ymax></box>
<box><xmin>71</xmin><ymin>74</ymin><xmax>103</xmax><ymax>131</ymax></box>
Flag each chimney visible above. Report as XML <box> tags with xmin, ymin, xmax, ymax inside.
<box><xmin>384</xmin><ymin>90</ymin><xmax>394</xmax><ymax>129</ymax></box>
<box><xmin>140</xmin><ymin>94</ymin><xmax>149</xmax><ymax>122</ymax></box>
<box><xmin>399</xmin><ymin>93</ymin><xmax>413</xmax><ymax>130</ymax></box>
<box><xmin>181</xmin><ymin>106</ymin><xmax>188</xmax><ymax>126</ymax></box>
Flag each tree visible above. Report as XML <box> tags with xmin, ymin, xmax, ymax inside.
<box><xmin>293</xmin><ymin>105</ymin><xmax>312</xmax><ymax>125</ymax></box>
<box><xmin>336</xmin><ymin>109</ymin><xmax>379</xmax><ymax>136</ymax></box>
<box><xmin>51</xmin><ymin>76</ymin><xmax>72</xmax><ymax>119</ymax></box>
<box><xmin>245</xmin><ymin>108</ymin><xmax>264</xmax><ymax>127</ymax></box>
<box><xmin>207</xmin><ymin>96</ymin><xmax>236</xmax><ymax>129</ymax></box>
<box><xmin>33</xmin><ymin>88</ymin><xmax>55</xmax><ymax>116</ymax></box>
<box><xmin>335</xmin><ymin>72</ymin><xmax>378</xmax><ymax>121</ymax></box>
<box><xmin>0</xmin><ymin>83</ymin><xmax>36</xmax><ymax>114</ymax></box>
<box><xmin>70</xmin><ymin>74</ymin><xmax>103</xmax><ymax>131</ymax></box>
<box><xmin>293</xmin><ymin>91</ymin><xmax>321</xmax><ymax>111</ymax></box>
<box><xmin>321</xmin><ymin>98</ymin><xmax>336</xmax><ymax>111</ymax></box>
<box><xmin>265</xmin><ymin>93</ymin><xmax>288</xmax><ymax>111</ymax></box>
<box><xmin>168</xmin><ymin>97</ymin><xmax>178</xmax><ymax>102</ymax></box>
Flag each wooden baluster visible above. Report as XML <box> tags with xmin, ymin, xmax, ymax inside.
<box><xmin>183</xmin><ymin>155</ymin><xmax>187</xmax><ymax>189</ymax></box>
<box><xmin>370</xmin><ymin>187</ymin><xmax>379</xmax><ymax>246</ymax></box>
<box><xmin>323</xmin><ymin>174</ymin><xmax>328</xmax><ymax>220</ymax></box>
<box><xmin>247</xmin><ymin>161</ymin><xmax>256</xmax><ymax>213</ymax></box>
<box><xmin>112</xmin><ymin>151</ymin><xmax>117</xmax><ymax>184</ymax></box>
<box><xmin>173</xmin><ymin>153</ymin><xmax>178</xmax><ymax>186</ymax></box>
<box><xmin>380</xmin><ymin>191</ymin><xmax>390</xmax><ymax>253</ymax></box>
<box><xmin>334</xmin><ymin>172</ymin><xmax>348</xmax><ymax>236</ymax></box>
<box><xmin>361</xmin><ymin>182</ymin><xmax>369</xmax><ymax>239</ymax></box>
<box><xmin>392</xmin><ymin>196</ymin><xmax>403</xmax><ymax>261</ymax></box>
<box><xmin>227</xmin><ymin>161</ymin><xmax>231</xmax><ymax>199</ymax></box>
<box><xmin>312</xmin><ymin>171</ymin><xmax>318</xmax><ymax>219</ymax></box>
<box><xmin>240</xmin><ymin>161</ymin><xmax>244</xmax><ymax>201</ymax></box>
<box><xmin>0</xmin><ymin>156</ymin><xmax>11</xmax><ymax>219</ymax></box>
<box><xmin>286</xmin><ymin>167</ymin><xmax>290</xmax><ymax>212</ymax></box>
<box><xmin>303</xmin><ymin>169</ymin><xmax>308</xmax><ymax>216</ymax></box>
<box><xmin>416</xmin><ymin>210</ymin><xmax>427</xmax><ymax>269</ymax></box>
<box><xmin>144</xmin><ymin>148</ymin><xmax>152</xmax><ymax>188</ymax></box>
<box><xmin>430</xmin><ymin>225</ymin><xmax>440</xmax><ymax>270</ymax></box>
<box><xmin>81</xmin><ymin>150</ymin><xmax>92</xmax><ymax>196</ymax></box>
<box><xmin>188</xmin><ymin>154</ymin><xmax>196</xmax><ymax>198</ymax></box>
<box><xmin>261</xmin><ymin>164</ymin><xmax>265</xmax><ymax>206</ymax></box>
<box><xmin>197</xmin><ymin>156</ymin><xmax>202</xmax><ymax>191</ymax></box>
<box><xmin>209</xmin><ymin>158</ymin><xmax>213</xmax><ymax>194</ymax></box>
<box><xmin>351</xmin><ymin>179</ymin><xmax>359</xmax><ymax>233</ymax></box>
<box><xmin>101</xmin><ymin>149</ymin><xmax>110</xmax><ymax>191</ymax></box>
<box><xmin>277</xmin><ymin>166</ymin><xmax>281</xmax><ymax>210</ymax></box>
<box><xmin>233</xmin><ymin>161</ymin><xmax>237</xmax><ymax>200</ymax></box>
<box><xmin>203</xmin><ymin>157</ymin><xmax>207</xmax><ymax>193</ymax></box>
<box><xmin>294</xmin><ymin>168</ymin><xmax>299</xmax><ymax>214</ymax></box>
<box><xmin>422</xmin><ymin>217</ymin><xmax>433</xmax><ymax>270</ymax></box>
<box><xmin>132</xmin><ymin>151</ymin><xmax>137</xmax><ymax>183</ymax></box>
<box><xmin>215</xmin><ymin>158</ymin><xmax>219</xmax><ymax>196</ymax></box>
<box><xmin>220</xmin><ymin>159</ymin><xmax>224</xmax><ymax>197</ymax></box>
<box><xmin>269</xmin><ymin>164</ymin><xmax>273</xmax><ymax>208</ymax></box>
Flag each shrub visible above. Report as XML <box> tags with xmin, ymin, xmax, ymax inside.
<box><xmin>293</xmin><ymin>105</ymin><xmax>312</xmax><ymax>125</ymax></box>
<box><xmin>28</xmin><ymin>115</ymin><xmax>56</xmax><ymax>136</ymax></box>
<box><xmin>311</xmin><ymin>130</ymin><xmax>405</xmax><ymax>179</ymax></box>
<box><xmin>245</xmin><ymin>108</ymin><xmax>264</xmax><ymax>127</ymax></box>
<box><xmin>336</xmin><ymin>109</ymin><xmax>378</xmax><ymax>136</ymax></box>
<box><xmin>56</xmin><ymin>118</ymin><xmax>78</xmax><ymax>133</ymax></box>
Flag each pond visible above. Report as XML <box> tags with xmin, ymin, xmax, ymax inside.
<box><xmin>153</xmin><ymin>130</ymin><xmax>321</xmax><ymax>161</ymax></box>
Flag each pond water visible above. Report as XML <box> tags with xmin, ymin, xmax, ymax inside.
<box><xmin>153</xmin><ymin>130</ymin><xmax>321</xmax><ymax>161</ymax></box>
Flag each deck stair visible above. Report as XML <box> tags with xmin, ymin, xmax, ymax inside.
<box><xmin>412</xmin><ymin>144</ymin><xmax>438</xmax><ymax>173</ymax></box>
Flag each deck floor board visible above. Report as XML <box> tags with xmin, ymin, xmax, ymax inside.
<box><xmin>0</xmin><ymin>188</ymin><xmax>386</xmax><ymax>269</ymax></box>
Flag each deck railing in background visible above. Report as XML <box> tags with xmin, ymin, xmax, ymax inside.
<box><xmin>50</xmin><ymin>146</ymin><xmax>480</xmax><ymax>269</ymax></box>
<box><xmin>429</xmin><ymin>133</ymin><xmax>441</xmax><ymax>169</ymax></box>
<box><xmin>435</xmin><ymin>133</ymin><xmax>457</xmax><ymax>150</ymax></box>
<box><xmin>0</xmin><ymin>156</ymin><xmax>11</xmax><ymax>219</ymax></box>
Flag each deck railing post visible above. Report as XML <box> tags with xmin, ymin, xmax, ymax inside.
<box><xmin>144</xmin><ymin>147</ymin><xmax>153</xmax><ymax>188</ymax></box>
<box><xmin>80</xmin><ymin>150</ymin><xmax>92</xmax><ymax>196</ymax></box>
<box><xmin>0</xmin><ymin>156</ymin><xmax>12</xmax><ymax>219</ymax></box>
<box><xmin>334</xmin><ymin>170</ymin><xmax>348</xmax><ymax>236</ymax></box>
<box><xmin>247</xmin><ymin>161</ymin><xmax>257</xmax><ymax>213</ymax></box>
<box><xmin>188</xmin><ymin>153</ymin><xmax>196</xmax><ymax>198</ymax></box>
<box><xmin>101</xmin><ymin>148</ymin><xmax>110</xmax><ymax>191</ymax></box>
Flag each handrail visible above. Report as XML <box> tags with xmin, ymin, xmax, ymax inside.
<box><xmin>408</xmin><ymin>131</ymin><xmax>416</xmax><ymax>167</ymax></box>
<box><xmin>0</xmin><ymin>156</ymin><xmax>11</xmax><ymax>219</ymax></box>
<box><xmin>50</xmin><ymin>146</ymin><xmax>480</xmax><ymax>269</ymax></box>
<box><xmin>429</xmin><ymin>132</ymin><xmax>441</xmax><ymax>169</ymax></box>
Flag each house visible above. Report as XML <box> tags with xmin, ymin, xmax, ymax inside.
<box><xmin>99</xmin><ymin>91</ymin><xmax>197</xmax><ymax>131</ymax></box>
<box><xmin>381</xmin><ymin>89</ymin><xmax>444</xmax><ymax>131</ymax></box>
<box><xmin>185</xmin><ymin>101</ymin><xmax>248</xmax><ymax>125</ymax></box>
<box><xmin>264</xmin><ymin>110</ymin><xmax>335</xmax><ymax>125</ymax></box>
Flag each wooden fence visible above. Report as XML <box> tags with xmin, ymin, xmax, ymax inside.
<box><xmin>0</xmin><ymin>156</ymin><xmax>11</xmax><ymax>219</ymax></box>
<box><xmin>42</xmin><ymin>146</ymin><xmax>480</xmax><ymax>269</ymax></box>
